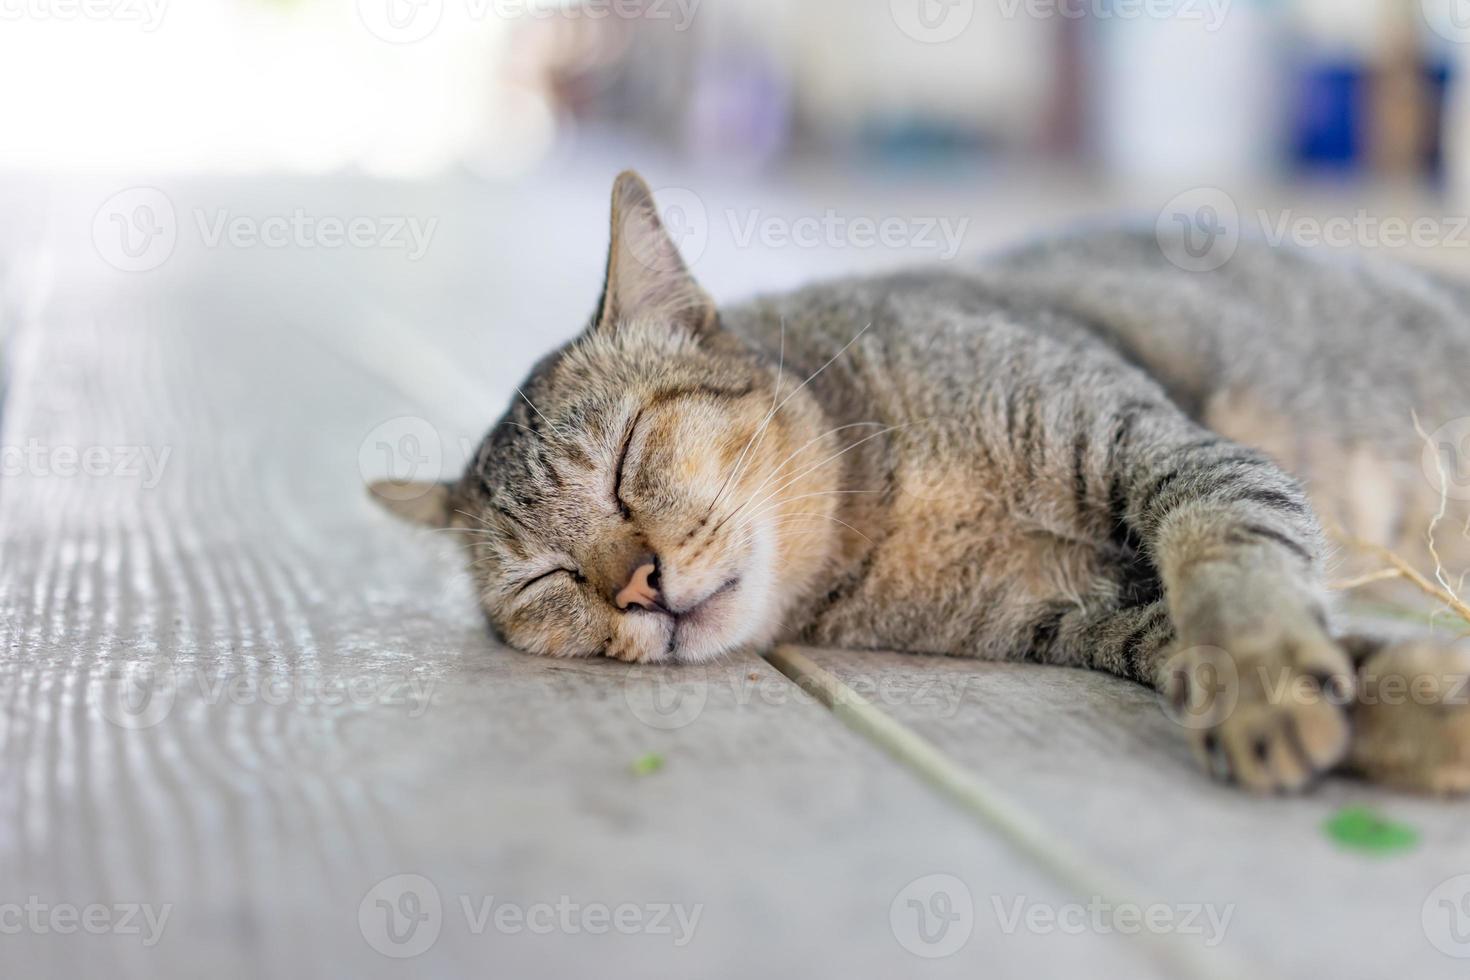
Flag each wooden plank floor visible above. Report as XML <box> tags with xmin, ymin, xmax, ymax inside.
<box><xmin>793</xmin><ymin>647</ymin><xmax>1470</xmax><ymax>980</ymax></box>
<box><xmin>3</xmin><ymin>170</ymin><xmax>1467</xmax><ymax>978</ymax></box>
<box><xmin>0</xmin><ymin>176</ymin><xmax>1166</xmax><ymax>979</ymax></box>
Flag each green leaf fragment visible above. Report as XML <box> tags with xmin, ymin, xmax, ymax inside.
<box><xmin>1323</xmin><ymin>806</ymin><xmax>1419</xmax><ymax>855</ymax></box>
<box><xmin>630</xmin><ymin>752</ymin><xmax>665</xmax><ymax>776</ymax></box>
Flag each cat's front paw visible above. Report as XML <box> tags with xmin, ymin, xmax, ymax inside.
<box><xmin>1164</xmin><ymin>620</ymin><xmax>1355</xmax><ymax>793</ymax></box>
<box><xmin>1349</xmin><ymin>641</ymin><xmax>1470</xmax><ymax>795</ymax></box>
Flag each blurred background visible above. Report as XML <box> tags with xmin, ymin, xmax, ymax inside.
<box><xmin>2</xmin><ymin>0</ymin><xmax>1469</xmax><ymax>406</ymax></box>
<box><xmin>1</xmin><ymin>0</ymin><xmax>1465</xmax><ymax>452</ymax></box>
<box><xmin>1</xmin><ymin>0</ymin><xmax>1466</xmax><ymax>187</ymax></box>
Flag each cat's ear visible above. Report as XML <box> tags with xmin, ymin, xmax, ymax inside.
<box><xmin>595</xmin><ymin>170</ymin><xmax>716</xmax><ymax>334</ymax></box>
<box><xmin>368</xmin><ymin>479</ymin><xmax>454</xmax><ymax>528</ymax></box>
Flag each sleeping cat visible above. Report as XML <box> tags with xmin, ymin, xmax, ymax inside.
<box><xmin>373</xmin><ymin>171</ymin><xmax>1470</xmax><ymax>795</ymax></box>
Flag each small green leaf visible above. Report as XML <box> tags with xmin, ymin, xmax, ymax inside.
<box><xmin>630</xmin><ymin>752</ymin><xmax>665</xmax><ymax>776</ymax></box>
<box><xmin>1323</xmin><ymin>806</ymin><xmax>1419</xmax><ymax>855</ymax></box>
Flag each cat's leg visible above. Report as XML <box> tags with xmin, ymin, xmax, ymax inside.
<box><xmin>1081</xmin><ymin>398</ymin><xmax>1356</xmax><ymax>792</ymax></box>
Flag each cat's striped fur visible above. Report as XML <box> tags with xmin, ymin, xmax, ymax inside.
<box><xmin>374</xmin><ymin>172</ymin><xmax>1470</xmax><ymax>795</ymax></box>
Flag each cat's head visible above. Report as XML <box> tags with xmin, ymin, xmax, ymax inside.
<box><xmin>371</xmin><ymin>172</ymin><xmax>840</xmax><ymax>663</ymax></box>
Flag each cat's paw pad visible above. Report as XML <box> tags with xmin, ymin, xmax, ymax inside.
<box><xmin>1350</xmin><ymin>641</ymin><xmax>1470</xmax><ymax>795</ymax></box>
<box><xmin>1164</xmin><ymin>632</ymin><xmax>1354</xmax><ymax>793</ymax></box>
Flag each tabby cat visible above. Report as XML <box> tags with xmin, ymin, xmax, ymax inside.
<box><xmin>373</xmin><ymin>171</ymin><xmax>1470</xmax><ymax>795</ymax></box>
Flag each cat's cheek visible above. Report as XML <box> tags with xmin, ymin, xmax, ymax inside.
<box><xmin>606</xmin><ymin>611</ymin><xmax>674</xmax><ymax>664</ymax></box>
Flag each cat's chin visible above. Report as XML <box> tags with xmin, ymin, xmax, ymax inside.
<box><xmin>660</xmin><ymin>570</ymin><xmax>781</xmax><ymax>664</ymax></box>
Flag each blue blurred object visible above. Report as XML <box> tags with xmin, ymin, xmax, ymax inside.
<box><xmin>1293</xmin><ymin>62</ymin><xmax>1366</xmax><ymax>171</ymax></box>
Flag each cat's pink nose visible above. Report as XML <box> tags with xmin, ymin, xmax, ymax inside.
<box><xmin>615</xmin><ymin>559</ymin><xmax>663</xmax><ymax>611</ymax></box>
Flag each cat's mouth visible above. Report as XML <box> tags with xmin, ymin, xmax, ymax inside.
<box><xmin>666</xmin><ymin>575</ymin><xmax>743</xmax><ymax>661</ymax></box>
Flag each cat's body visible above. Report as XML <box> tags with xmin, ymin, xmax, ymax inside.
<box><xmin>373</xmin><ymin>174</ymin><xmax>1470</xmax><ymax>795</ymax></box>
<box><xmin>724</xmin><ymin>228</ymin><xmax>1470</xmax><ymax>657</ymax></box>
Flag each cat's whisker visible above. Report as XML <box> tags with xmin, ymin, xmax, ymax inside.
<box><xmin>711</xmin><ymin>422</ymin><xmax>911</xmax><ymax>539</ymax></box>
<box><xmin>515</xmin><ymin>385</ymin><xmax>566</xmax><ymax>440</ymax></box>
<box><xmin>704</xmin><ymin>318</ymin><xmax>787</xmax><ymax>517</ymax></box>
<box><xmin>706</xmin><ymin>319</ymin><xmax>870</xmax><ymax>518</ymax></box>
<box><xmin>708</xmin><ymin>421</ymin><xmax>885</xmax><ymax>537</ymax></box>
<box><xmin>736</xmin><ymin>488</ymin><xmax>881</xmax><ymax>528</ymax></box>
<box><xmin>454</xmin><ymin>508</ymin><xmax>499</xmax><ymax>530</ymax></box>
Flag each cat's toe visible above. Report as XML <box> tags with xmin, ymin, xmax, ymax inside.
<box><xmin>1191</xmin><ymin>698</ymin><xmax>1349</xmax><ymax>793</ymax></box>
<box><xmin>1166</xmin><ymin>632</ymin><xmax>1353</xmax><ymax>793</ymax></box>
<box><xmin>1349</xmin><ymin>641</ymin><xmax>1470</xmax><ymax>795</ymax></box>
